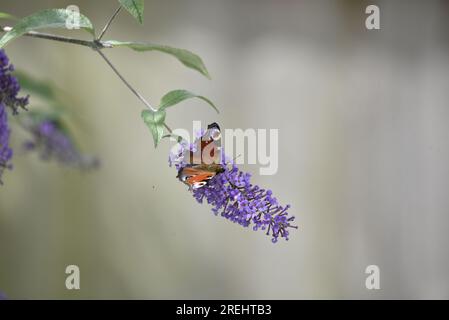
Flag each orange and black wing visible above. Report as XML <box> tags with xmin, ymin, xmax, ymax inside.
<box><xmin>177</xmin><ymin>166</ymin><xmax>220</xmax><ymax>189</ymax></box>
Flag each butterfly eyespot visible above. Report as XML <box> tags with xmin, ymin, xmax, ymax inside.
<box><xmin>210</xmin><ymin>128</ymin><xmax>221</xmax><ymax>141</ymax></box>
<box><xmin>193</xmin><ymin>181</ymin><xmax>208</xmax><ymax>189</ymax></box>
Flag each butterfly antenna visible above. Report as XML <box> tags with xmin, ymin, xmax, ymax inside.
<box><xmin>233</xmin><ymin>154</ymin><xmax>242</xmax><ymax>161</ymax></box>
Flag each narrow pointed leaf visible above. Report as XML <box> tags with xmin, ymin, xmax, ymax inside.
<box><xmin>0</xmin><ymin>8</ymin><xmax>95</xmax><ymax>48</ymax></box>
<box><xmin>104</xmin><ymin>40</ymin><xmax>210</xmax><ymax>78</ymax></box>
<box><xmin>0</xmin><ymin>12</ymin><xmax>17</xmax><ymax>20</ymax></box>
<box><xmin>159</xmin><ymin>90</ymin><xmax>218</xmax><ymax>113</ymax></box>
<box><xmin>118</xmin><ymin>0</ymin><xmax>144</xmax><ymax>24</ymax></box>
<box><xmin>14</xmin><ymin>70</ymin><xmax>56</xmax><ymax>101</ymax></box>
<box><xmin>141</xmin><ymin>109</ymin><xmax>166</xmax><ymax>147</ymax></box>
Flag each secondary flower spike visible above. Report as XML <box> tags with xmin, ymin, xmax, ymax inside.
<box><xmin>0</xmin><ymin>49</ymin><xmax>29</xmax><ymax>114</ymax></box>
<box><xmin>22</xmin><ymin>115</ymin><xmax>99</xmax><ymax>169</ymax></box>
<box><xmin>169</xmin><ymin>124</ymin><xmax>297</xmax><ymax>242</ymax></box>
<box><xmin>0</xmin><ymin>49</ymin><xmax>29</xmax><ymax>184</ymax></box>
<box><xmin>0</xmin><ymin>103</ymin><xmax>12</xmax><ymax>184</ymax></box>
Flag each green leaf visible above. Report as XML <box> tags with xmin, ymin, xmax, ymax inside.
<box><xmin>0</xmin><ymin>8</ymin><xmax>95</xmax><ymax>48</ymax></box>
<box><xmin>26</xmin><ymin>110</ymin><xmax>62</xmax><ymax>128</ymax></box>
<box><xmin>14</xmin><ymin>70</ymin><xmax>90</xmax><ymax>131</ymax></box>
<box><xmin>14</xmin><ymin>70</ymin><xmax>56</xmax><ymax>101</ymax></box>
<box><xmin>159</xmin><ymin>89</ymin><xmax>218</xmax><ymax>113</ymax></box>
<box><xmin>118</xmin><ymin>0</ymin><xmax>144</xmax><ymax>24</ymax></box>
<box><xmin>141</xmin><ymin>109</ymin><xmax>166</xmax><ymax>147</ymax></box>
<box><xmin>104</xmin><ymin>40</ymin><xmax>210</xmax><ymax>78</ymax></box>
<box><xmin>162</xmin><ymin>133</ymin><xmax>184</xmax><ymax>143</ymax></box>
<box><xmin>0</xmin><ymin>12</ymin><xmax>17</xmax><ymax>20</ymax></box>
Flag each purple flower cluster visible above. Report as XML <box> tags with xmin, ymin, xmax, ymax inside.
<box><xmin>0</xmin><ymin>103</ymin><xmax>12</xmax><ymax>184</ymax></box>
<box><xmin>168</xmin><ymin>139</ymin><xmax>191</xmax><ymax>170</ymax></box>
<box><xmin>168</xmin><ymin>129</ymin><xmax>204</xmax><ymax>170</ymax></box>
<box><xmin>0</xmin><ymin>49</ymin><xmax>29</xmax><ymax>183</ymax></box>
<box><xmin>23</xmin><ymin>118</ymin><xmax>99</xmax><ymax>169</ymax></box>
<box><xmin>169</xmin><ymin>130</ymin><xmax>297</xmax><ymax>243</ymax></box>
<box><xmin>192</xmin><ymin>163</ymin><xmax>297</xmax><ymax>242</ymax></box>
<box><xmin>0</xmin><ymin>49</ymin><xmax>29</xmax><ymax>114</ymax></box>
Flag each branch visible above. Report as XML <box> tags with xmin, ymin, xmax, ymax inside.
<box><xmin>0</xmin><ymin>26</ymin><xmax>111</xmax><ymax>49</ymax></box>
<box><xmin>97</xmin><ymin>6</ymin><xmax>122</xmax><ymax>41</ymax></box>
<box><xmin>1</xmin><ymin>25</ymin><xmax>173</xmax><ymax>133</ymax></box>
<box><xmin>95</xmin><ymin>48</ymin><xmax>157</xmax><ymax>112</ymax></box>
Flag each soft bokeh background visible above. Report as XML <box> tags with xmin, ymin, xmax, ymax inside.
<box><xmin>1</xmin><ymin>0</ymin><xmax>448</xmax><ymax>299</ymax></box>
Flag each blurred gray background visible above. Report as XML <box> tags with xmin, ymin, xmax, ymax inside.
<box><xmin>1</xmin><ymin>0</ymin><xmax>448</xmax><ymax>299</ymax></box>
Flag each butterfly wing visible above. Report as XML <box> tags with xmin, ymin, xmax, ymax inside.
<box><xmin>186</xmin><ymin>172</ymin><xmax>216</xmax><ymax>189</ymax></box>
<box><xmin>177</xmin><ymin>164</ymin><xmax>224</xmax><ymax>190</ymax></box>
<box><xmin>189</xmin><ymin>123</ymin><xmax>221</xmax><ymax>165</ymax></box>
<box><xmin>177</xmin><ymin>123</ymin><xmax>224</xmax><ymax>190</ymax></box>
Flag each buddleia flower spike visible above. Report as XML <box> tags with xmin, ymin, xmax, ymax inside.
<box><xmin>21</xmin><ymin>112</ymin><xmax>99</xmax><ymax>169</ymax></box>
<box><xmin>169</xmin><ymin>124</ymin><xmax>298</xmax><ymax>243</ymax></box>
<box><xmin>0</xmin><ymin>102</ymin><xmax>12</xmax><ymax>184</ymax></box>
<box><xmin>0</xmin><ymin>49</ymin><xmax>29</xmax><ymax>184</ymax></box>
